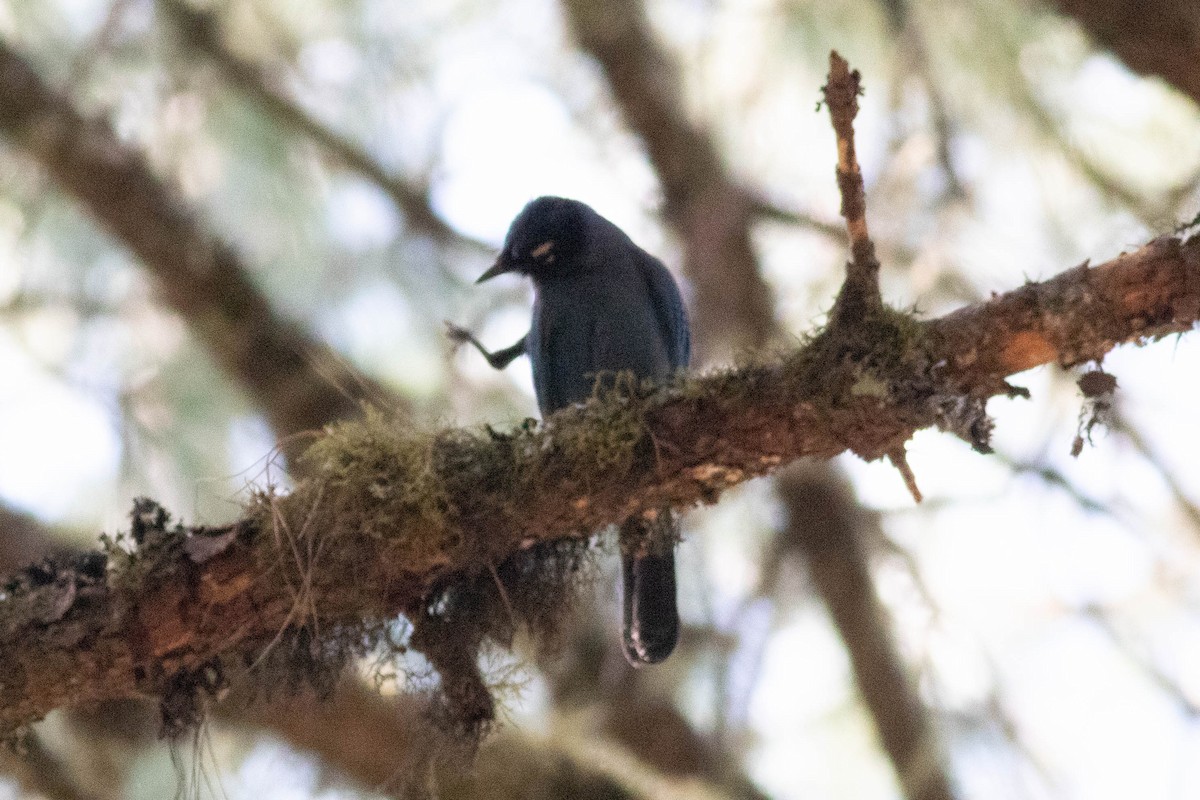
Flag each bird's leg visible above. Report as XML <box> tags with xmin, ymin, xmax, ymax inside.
<box><xmin>445</xmin><ymin>321</ymin><xmax>527</xmax><ymax>371</ymax></box>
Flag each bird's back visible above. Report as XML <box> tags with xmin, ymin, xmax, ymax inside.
<box><xmin>530</xmin><ymin>236</ymin><xmax>687</xmax><ymax>414</ymax></box>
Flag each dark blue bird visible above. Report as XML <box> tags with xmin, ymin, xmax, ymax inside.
<box><xmin>456</xmin><ymin>196</ymin><xmax>690</xmax><ymax>665</ymax></box>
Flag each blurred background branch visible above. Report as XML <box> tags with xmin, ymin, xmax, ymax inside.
<box><xmin>157</xmin><ymin>0</ymin><xmax>491</xmax><ymax>257</ymax></box>
<box><xmin>0</xmin><ymin>39</ymin><xmax>395</xmax><ymax>454</ymax></box>
<box><xmin>1053</xmin><ymin>0</ymin><xmax>1200</xmax><ymax>106</ymax></box>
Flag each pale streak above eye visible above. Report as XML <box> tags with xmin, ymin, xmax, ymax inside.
<box><xmin>531</xmin><ymin>241</ymin><xmax>555</xmax><ymax>259</ymax></box>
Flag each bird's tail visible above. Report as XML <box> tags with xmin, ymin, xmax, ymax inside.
<box><xmin>619</xmin><ymin>514</ymin><xmax>680</xmax><ymax>666</ymax></box>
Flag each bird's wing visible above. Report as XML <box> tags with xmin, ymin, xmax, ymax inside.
<box><xmin>531</xmin><ymin>295</ymin><xmax>598</xmax><ymax>413</ymax></box>
<box><xmin>639</xmin><ymin>253</ymin><xmax>691</xmax><ymax>369</ymax></box>
<box><xmin>529</xmin><ymin>297</ymin><xmax>553</xmax><ymax>413</ymax></box>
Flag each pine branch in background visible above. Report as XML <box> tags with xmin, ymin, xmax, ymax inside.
<box><xmin>0</xmin><ymin>734</ymin><xmax>104</xmax><ymax>800</ymax></box>
<box><xmin>0</xmin><ymin>38</ymin><xmax>399</xmax><ymax>455</ymax></box>
<box><xmin>155</xmin><ymin>0</ymin><xmax>491</xmax><ymax>257</ymax></box>
<box><xmin>230</xmin><ymin>682</ymin><xmax>645</xmax><ymax>800</ymax></box>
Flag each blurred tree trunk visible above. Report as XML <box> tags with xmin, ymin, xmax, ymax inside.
<box><xmin>779</xmin><ymin>467</ymin><xmax>958</xmax><ymax>800</ymax></box>
<box><xmin>1054</xmin><ymin>0</ymin><xmax>1200</xmax><ymax>106</ymax></box>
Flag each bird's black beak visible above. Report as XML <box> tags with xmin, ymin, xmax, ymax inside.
<box><xmin>476</xmin><ymin>254</ymin><xmax>512</xmax><ymax>284</ymax></box>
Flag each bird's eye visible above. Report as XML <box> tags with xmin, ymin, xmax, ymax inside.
<box><xmin>530</xmin><ymin>241</ymin><xmax>555</xmax><ymax>260</ymax></box>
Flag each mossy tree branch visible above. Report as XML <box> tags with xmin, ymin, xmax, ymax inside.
<box><xmin>0</xmin><ymin>231</ymin><xmax>1196</xmax><ymax>736</ymax></box>
<box><xmin>0</xmin><ymin>32</ymin><xmax>661</xmax><ymax>790</ymax></box>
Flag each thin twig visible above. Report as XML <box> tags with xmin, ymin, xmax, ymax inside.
<box><xmin>747</xmin><ymin>194</ymin><xmax>847</xmax><ymax>239</ymax></box>
<box><xmin>888</xmin><ymin>448</ymin><xmax>924</xmax><ymax>503</ymax></box>
<box><xmin>822</xmin><ymin>51</ymin><xmax>883</xmax><ymax>319</ymax></box>
<box><xmin>486</xmin><ymin>560</ymin><xmax>517</xmax><ymax>629</ymax></box>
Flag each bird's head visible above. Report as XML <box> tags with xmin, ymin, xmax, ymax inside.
<box><xmin>477</xmin><ymin>196</ymin><xmax>590</xmax><ymax>283</ymax></box>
